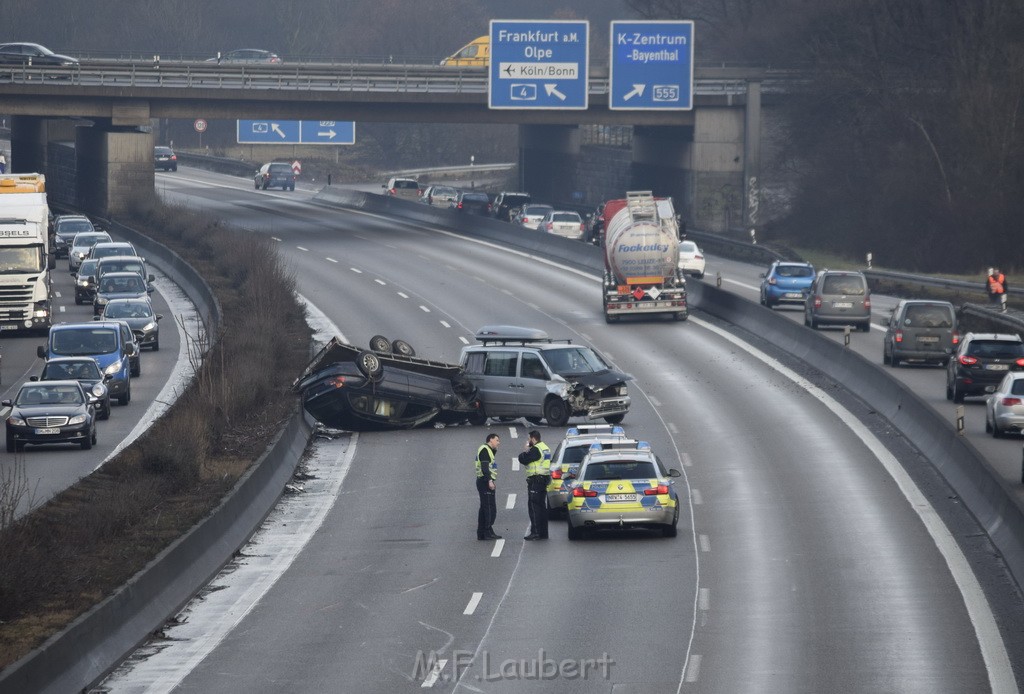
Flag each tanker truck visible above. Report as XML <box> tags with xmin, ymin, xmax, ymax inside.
<box><xmin>602</xmin><ymin>191</ymin><xmax>687</xmax><ymax>323</ymax></box>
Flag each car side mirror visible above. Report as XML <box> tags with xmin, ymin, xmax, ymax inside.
<box><xmin>759</xmin><ymin>272</ymin><xmax>766</xmax><ymax>278</ymax></box>
<box><xmin>668</xmin><ymin>468</ymin><xmax>682</xmax><ymax>478</ymax></box>
<box><xmin>36</xmin><ymin>346</ymin><xmax>46</xmax><ymax>359</ymax></box>
<box><xmin>1</xmin><ymin>400</ymin><xmax>10</xmax><ymax>407</ymax></box>
<box><xmin>148</xmin><ymin>274</ymin><xmax>155</xmax><ymax>283</ymax></box>
<box><xmin>125</xmin><ymin>343</ymin><xmax>136</xmax><ymax>356</ymax></box>
<box><xmin>103</xmin><ymin>373</ymin><xmax>113</xmax><ymax>382</ymax></box>
<box><xmin>147</xmin><ymin>286</ymin><xmax>154</xmax><ymax>294</ymax></box>
<box><xmin>29</xmin><ymin>376</ymin><xmax>39</xmax><ymax>382</ymax></box>
<box><xmin>156</xmin><ymin>314</ymin><xmax>163</xmax><ymax>321</ymax></box>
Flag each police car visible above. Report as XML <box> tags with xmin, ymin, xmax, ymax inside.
<box><xmin>546</xmin><ymin>424</ymin><xmax>634</xmax><ymax>517</ymax></box>
<box><xmin>565</xmin><ymin>441</ymin><xmax>682</xmax><ymax>540</ymax></box>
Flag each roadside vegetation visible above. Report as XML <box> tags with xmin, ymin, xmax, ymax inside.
<box><xmin>0</xmin><ymin>201</ymin><xmax>311</xmax><ymax>668</ymax></box>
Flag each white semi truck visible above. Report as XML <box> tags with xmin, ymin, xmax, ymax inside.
<box><xmin>0</xmin><ymin>174</ymin><xmax>54</xmax><ymax>333</ymax></box>
<box><xmin>602</xmin><ymin>190</ymin><xmax>688</xmax><ymax>323</ymax></box>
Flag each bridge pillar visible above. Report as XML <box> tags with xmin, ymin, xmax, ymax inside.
<box><xmin>75</xmin><ymin>126</ymin><xmax>155</xmax><ymax>217</ymax></box>
<box><xmin>9</xmin><ymin>115</ymin><xmax>49</xmax><ymax>173</ymax></box>
<box><xmin>518</xmin><ymin>124</ymin><xmax>581</xmax><ymax>204</ymax></box>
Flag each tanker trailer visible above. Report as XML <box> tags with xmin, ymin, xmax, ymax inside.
<box><xmin>602</xmin><ymin>191</ymin><xmax>687</xmax><ymax>323</ymax></box>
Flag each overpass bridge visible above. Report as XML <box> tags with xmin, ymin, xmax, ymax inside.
<box><xmin>0</xmin><ymin>60</ymin><xmax>769</xmax><ymax>229</ymax></box>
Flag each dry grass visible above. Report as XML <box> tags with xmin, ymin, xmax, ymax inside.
<box><xmin>0</xmin><ymin>201</ymin><xmax>312</xmax><ymax>668</ymax></box>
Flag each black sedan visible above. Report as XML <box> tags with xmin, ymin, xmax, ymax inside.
<box><xmin>4</xmin><ymin>380</ymin><xmax>98</xmax><ymax>452</ymax></box>
<box><xmin>451</xmin><ymin>191</ymin><xmax>491</xmax><ymax>215</ymax></box>
<box><xmin>294</xmin><ymin>337</ymin><xmax>481</xmax><ymax>431</ymax></box>
<box><xmin>33</xmin><ymin>357</ymin><xmax>112</xmax><ymax>420</ymax></box>
<box><xmin>0</xmin><ymin>42</ymin><xmax>78</xmax><ymax>66</ymax></box>
<box><xmin>100</xmin><ymin>298</ymin><xmax>162</xmax><ymax>351</ymax></box>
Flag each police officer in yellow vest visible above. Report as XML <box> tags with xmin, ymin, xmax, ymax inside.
<box><xmin>519</xmin><ymin>430</ymin><xmax>551</xmax><ymax>540</ymax></box>
<box><xmin>476</xmin><ymin>433</ymin><xmax>501</xmax><ymax>541</ymax></box>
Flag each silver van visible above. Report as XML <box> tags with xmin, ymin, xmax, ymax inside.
<box><xmin>459</xmin><ymin>326</ymin><xmax>631</xmax><ymax>427</ymax></box>
<box><xmin>883</xmin><ymin>299</ymin><xmax>958</xmax><ymax>367</ymax></box>
<box><xmin>804</xmin><ymin>270</ymin><xmax>872</xmax><ymax>332</ymax></box>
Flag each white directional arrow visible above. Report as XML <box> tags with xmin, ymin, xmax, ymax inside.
<box><xmin>271</xmin><ymin>123</ymin><xmax>286</xmax><ymax>139</ymax></box>
<box><xmin>623</xmin><ymin>84</ymin><xmax>646</xmax><ymax>101</ymax></box>
<box><xmin>317</xmin><ymin>129</ymin><xmax>337</xmax><ymax>139</ymax></box>
<box><xmin>544</xmin><ymin>84</ymin><xmax>566</xmax><ymax>101</ymax></box>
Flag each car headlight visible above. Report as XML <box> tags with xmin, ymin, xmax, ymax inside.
<box><xmin>103</xmin><ymin>359</ymin><xmax>123</xmax><ymax>376</ymax></box>
<box><xmin>142</xmin><ymin>321</ymin><xmax>157</xmax><ymax>332</ymax></box>
<box><xmin>616</xmin><ymin>384</ymin><xmax>628</xmax><ymax>396</ymax></box>
<box><xmin>76</xmin><ymin>277</ymin><xmax>89</xmax><ymax>286</ymax></box>
<box><xmin>96</xmin><ymin>297</ymin><xmax>108</xmax><ymax>305</ymax></box>
<box><xmin>68</xmin><ymin>414</ymin><xmax>88</xmax><ymax>425</ymax></box>
<box><xmin>91</xmin><ymin>383</ymin><xmax>107</xmax><ymax>398</ymax></box>
<box><xmin>7</xmin><ymin>415</ymin><xmax>26</xmax><ymax>426</ymax></box>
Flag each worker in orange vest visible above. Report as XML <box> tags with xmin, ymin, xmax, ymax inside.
<box><xmin>987</xmin><ymin>267</ymin><xmax>1008</xmax><ymax>312</ymax></box>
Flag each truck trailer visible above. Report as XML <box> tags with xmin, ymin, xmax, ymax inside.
<box><xmin>602</xmin><ymin>191</ymin><xmax>687</xmax><ymax>323</ymax></box>
<box><xmin>0</xmin><ymin>174</ymin><xmax>54</xmax><ymax>333</ymax></box>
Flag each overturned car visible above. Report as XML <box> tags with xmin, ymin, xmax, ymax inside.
<box><xmin>459</xmin><ymin>326</ymin><xmax>633</xmax><ymax>427</ymax></box>
<box><xmin>294</xmin><ymin>336</ymin><xmax>482</xmax><ymax>431</ymax></box>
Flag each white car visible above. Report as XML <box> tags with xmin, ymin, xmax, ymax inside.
<box><xmin>541</xmin><ymin>211</ymin><xmax>585</xmax><ymax>240</ymax></box>
<box><xmin>678</xmin><ymin>240</ymin><xmax>706</xmax><ymax>279</ymax></box>
<box><xmin>985</xmin><ymin>372</ymin><xmax>1024</xmax><ymax>437</ymax></box>
<box><xmin>516</xmin><ymin>204</ymin><xmax>553</xmax><ymax>230</ymax></box>
<box><xmin>420</xmin><ymin>185</ymin><xmax>457</xmax><ymax>208</ymax></box>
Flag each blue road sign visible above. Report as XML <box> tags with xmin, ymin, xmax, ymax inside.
<box><xmin>489</xmin><ymin>19</ymin><xmax>589</xmax><ymax>110</ymax></box>
<box><xmin>610</xmin><ymin>21</ymin><xmax>694</xmax><ymax>110</ymax></box>
<box><xmin>236</xmin><ymin>120</ymin><xmax>356</xmax><ymax>145</ymax></box>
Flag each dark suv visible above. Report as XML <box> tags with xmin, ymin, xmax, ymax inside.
<box><xmin>946</xmin><ymin>333</ymin><xmax>1024</xmax><ymax>403</ymax></box>
<box><xmin>254</xmin><ymin>162</ymin><xmax>296</xmax><ymax>191</ymax></box>
<box><xmin>491</xmin><ymin>192</ymin><xmax>531</xmax><ymax>222</ymax></box>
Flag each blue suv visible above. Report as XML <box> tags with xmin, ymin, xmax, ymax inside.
<box><xmin>38</xmin><ymin>322</ymin><xmax>136</xmax><ymax>405</ymax></box>
<box><xmin>760</xmin><ymin>261</ymin><xmax>816</xmax><ymax>309</ymax></box>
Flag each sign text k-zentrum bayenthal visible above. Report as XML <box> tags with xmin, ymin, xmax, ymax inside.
<box><xmin>610</xmin><ymin>21</ymin><xmax>694</xmax><ymax>110</ymax></box>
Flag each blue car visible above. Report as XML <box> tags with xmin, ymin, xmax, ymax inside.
<box><xmin>760</xmin><ymin>261</ymin><xmax>816</xmax><ymax>308</ymax></box>
<box><xmin>38</xmin><ymin>322</ymin><xmax>136</xmax><ymax>406</ymax></box>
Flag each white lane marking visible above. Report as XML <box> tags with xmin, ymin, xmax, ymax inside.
<box><xmin>698</xmin><ymin>588</ymin><xmax>710</xmax><ymax>612</ymax></box>
<box><xmin>723</xmin><ymin>277</ymin><xmax>758</xmax><ymax>292</ymax></box>
<box><xmin>511</xmin><ymin>458</ymin><xmax>520</xmax><ymax>472</ymax></box>
<box><xmin>271</xmin><ymin>236</ymin><xmax>282</xmax><ymax>242</ymax></box>
<box><xmin>505</xmin><ymin>493</ymin><xmax>516</xmax><ymax>509</ymax></box>
<box><xmin>490</xmin><ymin>539</ymin><xmax>505</xmax><ymax>558</ymax></box>
<box><xmin>420</xmin><ymin>305</ymin><xmax>431</xmax><ymax>313</ymax></box>
<box><xmin>691</xmin><ymin>488</ymin><xmax>703</xmax><ymax>505</ymax></box>
<box><xmin>296</xmin><ymin>246</ymin><xmax>309</xmax><ymax>252</ymax></box>
<box><xmin>375</xmin><ymin>279</ymin><xmax>386</xmax><ymax>286</ymax></box>
<box><xmin>421</xmin><ymin>659</ymin><xmax>448</xmax><ymax>688</ymax></box>
<box><xmin>667</xmin><ymin>422</ymin><xmax>678</xmax><ymax>434</ymax></box>
<box><xmin>440</xmin><ymin>320</ymin><xmax>451</xmax><ymax>328</ymax></box>
<box><xmin>463</xmin><ymin>592</ymin><xmax>483</xmax><ymax>615</ymax></box>
<box><xmin>579</xmin><ymin>332</ymin><xmax>592</xmax><ymax>341</ymax></box>
<box><xmin>54</xmin><ymin>290</ymin><xmax>62</xmax><ymax>298</ymax></box>
<box><xmin>685</xmin><ymin>654</ymin><xmax>702</xmax><ymax>683</ymax></box>
<box><xmin>681</xmin><ymin>451</ymin><xmax>693</xmax><ymax>467</ymax></box>
<box><xmin>687</xmin><ymin>315</ymin><xmax>1016</xmax><ymax>694</ymax></box>
<box><xmin>649</xmin><ymin>396</ymin><xmax>662</xmax><ymax>408</ymax></box>
<box><xmin>326</xmin><ymin>257</ymin><xmax>338</xmax><ymax>263</ymax></box>
<box><xmin>699</xmin><ymin>534</ymin><xmax>710</xmax><ymax>552</ymax></box>
<box><xmin>350</xmin><ymin>267</ymin><xmax>362</xmax><ymax>273</ymax></box>
<box><xmin>458</xmin><ymin>336</ymin><xmax>469</xmax><ymax>345</ymax></box>
<box><xmin>59</xmin><ymin>305</ymin><xmax>66</xmax><ymax>313</ymax></box>
<box><xmin>507</xmin><ymin>427</ymin><xmax>518</xmax><ymax>439</ymax></box>
<box><xmin>398</xmin><ymin>292</ymin><xmax>409</xmax><ymax>298</ymax></box>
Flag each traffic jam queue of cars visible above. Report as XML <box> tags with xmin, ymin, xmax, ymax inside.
<box><xmin>3</xmin><ymin>219</ymin><xmax>161</xmax><ymax>453</ymax></box>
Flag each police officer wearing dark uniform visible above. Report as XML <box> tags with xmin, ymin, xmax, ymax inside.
<box><xmin>476</xmin><ymin>433</ymin><xmax>501</xmax><ymax>541</ymax></box>
<box><xmin>519</xmin><ymin>430</ymin><xmax>551</xmax><ymax>540</ymax></box>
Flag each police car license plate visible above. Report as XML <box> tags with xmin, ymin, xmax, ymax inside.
<box><xmin>986</xmin><ymin>364</ymin><xmax>1010</xmax><ymax>371</ymax></box>
<box><xmin>605</xmin><ymin>493</ymin><xmax>636</xmax><ymax>502</ymax></box>
<box><xmin>833</xmin><ymin>302</ymin><xmax>853</xmax><ymax>308</ymax></box>
<box><xmin>34</xmin><ymin>428</ymin><xmax>60</xmax><ymax>435</ymax></box>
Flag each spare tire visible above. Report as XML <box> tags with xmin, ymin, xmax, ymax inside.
<box><xmin>356</xmin><ymin>350</ymin><xmax>384</xmax><ymax>380</ymax></box>
<box><xmin>392</xmin><ymin>339</ymin><xmax>415</xmax><ymax>357</ymax></box>
<box><xmin>369</xmin><ymin>335</ymin><xmax>392</xmax><ymax>354</ymax></box>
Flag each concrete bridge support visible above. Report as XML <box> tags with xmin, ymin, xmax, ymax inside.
<box><xmin>75</xmin><ymin>126</ymin><xmax>154</xmax><ymax>217</ymax></box>
<box><xmin>518</xmin><ymin>124</ymin><xmax>582</xmax><ymax>205</ymax></box>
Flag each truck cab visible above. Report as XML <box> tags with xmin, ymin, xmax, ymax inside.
<box><xmin>0</xmin><ymin>174</ymin><xmax>54</xmax><ymax>333</ymax></box>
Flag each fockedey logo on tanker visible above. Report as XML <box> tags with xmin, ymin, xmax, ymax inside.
<box><xmin>616</xmin><ymin>242</ymin><xmax>669</xmax><ymax>253</ymax></box>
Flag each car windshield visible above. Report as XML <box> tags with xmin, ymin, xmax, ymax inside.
<box><xmin>552</xmin><ymin>213</ymin><xmax>581</xmax><ymax>222</ymax></box>
<box><xmin>561</xmin><ymin>444</ymin><xmax>594</xmax><ymax>467</ymax></box>
<box><xmin>822</xmin><ymin>275</ymin><xmax>865</xmax><ymax>295</ymax></box>
<box><xmin>1011</xmin><ymin>379</ymin><xmax>1024</xmax><ymax>396</ymax></box>
<box><xmin>680</xmin><ymin>242</ymin><xmax>698</xmax><ymax>253</ymax></box>
<box><xmin>58</xmin><ymin>220</ymin><xmax>93</xmax><ymax>234</ymax></box>
<box><xmin>968</xmin><ymin>341</ymin><xmax>1024</xmax><ymax>358</ymax></box>
<box><xmin>105</xmin><ymin>302</ymin><xmax>152</xmax><ymax>319</ymax></box>
<box><xmin>73</xmin><ymin>234</ymin><xmax>110</xmax><ymax>248</ymax></box>
<box><xmin>16</xmin><ymin>384</ymin><xmax>83</xmax><ymax>406</ymax></box>
<box><xmin>155</xmin><ymin>147</ymin><xmax>173</xmax><ymax>155</ymax></box>
<box><xmin>43</xmin><ymin>360</ymin><xmax>101</xmax><ymax>380</ymax></box>
<box><xmin>394</xmin><ymin>180</ymin><xmax>418</xmax><ymax>190</ymax></box>
<box><xmin>78</xmin><ymin>260</ymin><xmax>98</xmax><ymax>275</ymax></box>
<box><xmin>525</xmin><ymin>206</ymin><xmax>552</xmax><ymax>216</ymax></box>
<box><xmin>583</xmin><ymin>460</ymin><xmax>657</xmax><ymax>481</ymax></box>
<box><xmin>94</xmin><ymin>245</ymin><xmax>133</xmax><ymax>258</ymax></box>
<box><xmin>52</xmin><ymin>328</ymin><xmax>118</xmax><ymax>356</ymax></box>
<box><xmin>100</xmin><ymin>276</ymin><xmax>145</xmax><ymax>293</ymax></box>
<box><xmin>463</xmin><ymin>193</ymin><xmax>488</xmax><ymax>202</ymax></box>
<box><xmin>903</xmin><ymin>305</ymin><xmax>953</xmax><ymax>328</ymax></box>
<box><xmin>434</xmin><ymin>186</ymin><xmax>456</xmax><ymax>196</ymax></box>
<box><xmin>776</xmin><ymin>265</ymin><xmax>814</xmax><ymax>278</ymax></box>
<box><xmin>541</xmin><ymin>347</ymin><xmax>609</xmax><ymax>375</ymax></box>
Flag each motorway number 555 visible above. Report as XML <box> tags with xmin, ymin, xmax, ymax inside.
<box><xmin>653</xmin><ymin>85</ymin><xmax>679</xmax><ymax>102</ymax></box>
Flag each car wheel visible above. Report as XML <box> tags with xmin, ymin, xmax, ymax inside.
<box><xmin>131</xmin><ymin>360</ymin><xmax>140</xmax><ymax>378</ymax></box>
<box><xmin>859</xmin><ymin>321</ymin><xmax>871</xmax><ymax>333</ymax></box>
<box><xmin>945</xmin><ymin>379</ymin><xmax>953</xmax><ymax>400</ymax></box>
<box><xmin>289</xmin><ymin>185</ymin><xmax>295</xmax><ymax>191</ymax></box>
<box><xmin>171</xmin><ymin>165</ymin><xmax>177</xmax><ymax>172</ymax></box>
<box><xmin>993</xmin><ymin>419</ymin><xmax>1004</xmax><ymax>438</ymax></box>
<box><xmin>369</xmin><ymin>335</ymin><xmax>392</xmax><ymax>354</ymax></box>
<box><xmin>5</xmin><ymin>437</ymin><xmax>13</xmax><ymax>453</ymax></box>
<box><xmin>808</xmin><ymin>314</ymin><xmax>818</xmax><ymax>329</ymax></box>
<box><xmin>254</xmin><ymin>181</ymin><xmax>260</xmax><ymax>190</ymax></box>
<box><xmin>663</xmin><ymin>507</ymin><xmax>679</xmax><ymax>538</ymax></box>
<box><xmin>75</xmin><ymin>295</ymin><xmax>83</xmax><ymax>306</ymax></box>
<box><xmin>544</xmin><ymin>398</ymin><xmax>570</xmax><ymax>427</ymax></box>
<box><xmin>675</xmin><ymin>312</ymin><xmax>687</xmax><ymax>321</ymax></box>
<box><xmin>604</xmin><ymin>414</ymin><xmax>625</xmax><ymax>425</ymax></box>
<box><xmin>392</xmin><ymin>339</ymin><xmax>415</xmax><ymax>357</ymax></box>
<box><xmin>118</xmin><ymin>382</ymin><xmax>131</xmax><ymax>406</ymax></box>
<box><xmin>356</xmin><ymin>350</ymin><xmax>384</xmax><ymax>381</ymax></box>
<box><xmin>81</xmin><ymin>432</ymin><xmax>92</xmax><ymax>450</ymax></box>
<box><xmin>985</xmin><ymin>415</ymin><xmax>993</xmax><ymax>433</ymax></box>
<box><xmin>953</xmin><ymin>383</ymin><xmax>965</xmax><ymax>404</ymax></box>
<box><xmin>883</xmin><ymin>347</ymin><xmax>891</xmax><ymax>366</ymax></box>
<box><xmin>101</xmin><ymin>402</ymin><xmax>110</xmax><ymax>420</ymax></box>
<box><xmin>468</xmin><ymin>405</ymin><xmax>487</xmax><ymax>426</ymax></box>
<box><xmin>567</xmin><ymin>523</ymin><xmax>583</xmax><ymax>541</ymax></box>
<box><xmin>695</xmin><ymin>271</ymin><xmax>705</xmax><ymax>279</ymax></box>
<box><xmin>152</xmin><ymin>339</ymin><xmax>160</xmax><ymax>352</ymax></box>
